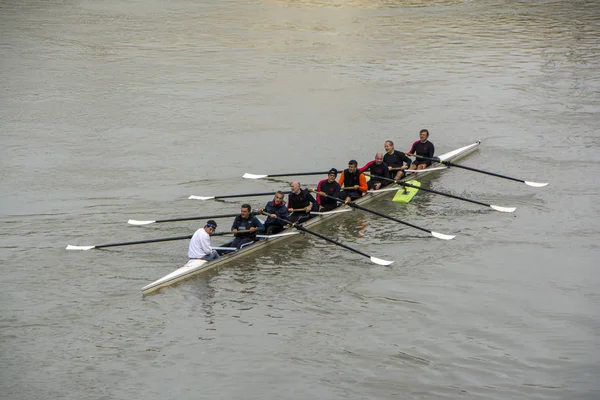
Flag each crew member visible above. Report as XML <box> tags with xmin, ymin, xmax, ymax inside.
<box><xmin>407</xmin><ymin>129</ymin><xmax>435</xmax><ymax>170</ymax></box>
<box><xmin>359</xmin><ymin>152</ymin><xmax>391</xmax><ymax>190</ymax></box>
<box><xmin>383</xmin><ymin>140</ymin><xmax>412</xmax><ymax>180</ymax></box>
<box><xmin>338</xmin><ymin>160</ymin><xmax>368</xmax><ymax>201</ymax></box>
<box><xmin>287</xmin><ymin>181</ymin><xmax>317</xmax><ymax>223</ymax></box>
<box><xmin>188</xmin><ymin>220</ymin><xmax>219</xmax><ymax>261</ymax></box>
<box><xmin>231</xmin><ymin>204</ymin><xmax>264</xmax><ymax>249</ymax></box>
<box><xmin>259</xmin><ymin>191</ymin><xmax>290</xmax><ymax>234</ymax></box>
<box><xmin>316</xmin><ymin>169</ymin><xmax>342</xmax><ymax>212</ymax></box>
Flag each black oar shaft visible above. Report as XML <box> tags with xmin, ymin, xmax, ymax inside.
<box><xmin>413</xmin><ymin>155</ymin><xmax>528</xmax><ymax>184</ymax></box>
<box><xmin>268</xmin><ymin>214</ymin><xmax>373</xmax><ymax>260</ymax></box>
<box><xmin>443</xmin><ymin>162</ymin><xmax>525</xmax><ymax>183</ymax></box>
<box><xmin>316</xmin><ymin>191</ymin><xmax>430</xmax><ymax>234</ymax></box>
<box><xmin>364</xmin><ymin>172</ymin><xmax>492</xmax><ymax>208</ymax></box>
<box><xmin>95</xmin><ymin>232</ymin><xmax>233</xmax><ymax>249</ymax></box>
<box><xmin>293</xmin><ymin>225</ymin><xmax>371</xmax><ymax>260</ymax></box>
<box><xmin>95</xmin><ymin>235</ymin><xmax>193</xmax><ymax>249</ymax></box>
<box><xmin>155</xmin><ymin>213</ymin><xmax>240</xmax><ymax>223</ymax></box>
<box><xmin>348</xmin><ymin>201</ymin><xmax>430</xmax><ymax>234</ymax></box>
<box><xmin>216</xmin><ymin>191</ymin><xmax>291</xmax><ymax>199</ymax></box>
<box><xmin>400</xmin><ymin>182</ymin><xmax>491</xmax><ymax>208</ymax></box>
<box><xmin>268</xmin><ymin>171</ymin><xmax>331</xmax><ymax>178</ymax></box>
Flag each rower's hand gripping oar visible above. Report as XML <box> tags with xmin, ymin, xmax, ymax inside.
<box><xmin>364</xmin><ymin>173</ymin><xmax>516</xmax><ymax>213</ymax></box>
<box><xmin>189</xmin><ymin>191</ymin><xmax>292</xmax><ymax>201</ymax></box>
<box><xmin>413</xmin><ymin>155</ymin><xmax>548</xmax><ymax>187</ymax></box>
<box><xmin>66</xmin><ymin>232</ymin><xmax>232</xmax><ymax>251</ymax></box>
<box><xmin>128</xmin><ymin>212</ymin><xmax>242</xmax><ymax>226</ymax></box>
<box><xmin>313</xmin><ymin>190</ymin><xmax>455</xmax><ymax>240</ymax></box>
<box><xmin>242</xmin><ymin>170</ymin><xmax>341</xmax><ymax>180</ymax></box>
<box><xmin>261</xmin><ymin>212</ymin><xmax>393</xmax><ymax>266</ymax></box>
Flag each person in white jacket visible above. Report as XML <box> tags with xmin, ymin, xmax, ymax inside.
<box><xmin>188</xmin><ymin>220</ymin><xmax>219</xmax><ymax>261</ymax></box>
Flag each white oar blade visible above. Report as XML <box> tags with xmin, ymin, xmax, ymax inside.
<box><xmin>370</xmin><ymin>257</ymin><xmax>394</xmax><ymax>266</ymax></box>
<box><xmin>431</xmin><ymin>231</ymin><xmax>456</xmax><ymax>240</ymax></box>
<box><xmin>211</xmin><ymin>247</ymin><xmax>237</xmax><ymax>251</ymax></box>
<box><xmin>188</xmin><ymin>195</ymin><xmax>215</xmax><ymax>200</ymax></box>
<box><xmin>490</xmin><ymin>205</ymin><xmax>516</xmax><ymax>213</ymax></box>
<box><xmin>525</xmin><ymin>181</ymin><xmax>548</xmax><ymax>187</ymax></box>
<box><xmin>242</xmin><ymin>173</ymin><xmax>268</xmax><ymax>179</ymax></box>
<box><xmin>127</xmin><ymin>219</ymin><xmax>156</xmax><ymax>225</ymax></box>
<box><xmin>66</xmin><ymin>245</ymin><xmax>95</xmax><ymax>251</ymax></box>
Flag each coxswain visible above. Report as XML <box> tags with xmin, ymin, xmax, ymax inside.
<box><xmin>188</xmin><ymin>220</ymin><xmax>219</xmax><ymax>261</ymax></box>
<box><xmin>407</xmin><ymin>129</ymin><xmax>435</xmax><ymax>170</ymax></box>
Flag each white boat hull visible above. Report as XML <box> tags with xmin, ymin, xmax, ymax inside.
<box><xmin>142</xmin><ymin>141</ymin><xmax>481</xmax><ymax>295</ymax></box>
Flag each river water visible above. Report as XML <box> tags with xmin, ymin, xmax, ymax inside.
<box><xmin>1</xmin><ymin>0</ymin><xmax>599</xmax><ymax>399</ymax></box>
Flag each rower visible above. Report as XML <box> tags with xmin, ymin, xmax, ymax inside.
<box><xmin>259</xmin><ymin>191</ymin><xmax>290</xmax><ymax>235</ymax></box>
<box><xmin>287</xmin><ymin>181</ymin><xmax>317</xmax><ymax>223</ymax></box>
<box><xmin>315</xmin><ymin>169</ymin><xmax>342</xmax><ymax>212</ymax></box>
<box><xmin>407</xmin><ymin>129</ymin><xmax>435</xmax><ymax>170</ymax></box>
<box><xmin>231</xmin><ymin>204</ymin><xmax>264</xmax><ymax>249</ymax></box>
<box><xmin>188</xmin><ymin>220</ymin><xmax>219</xmax><ymax>261</ymax></box>
<box><xmin>359</xmin><ymin>152</ymin><xmax>391</xmax><ymax>191</ymax></box>
<box><xmin>338</xmin><ymin>160</ymin><xmax>368</xmax><ymax>201</ymax></box>
<box><xmin>383</xmin><ymin>140</ymin><xmax>412</xmax><ymax>180</ymax></box>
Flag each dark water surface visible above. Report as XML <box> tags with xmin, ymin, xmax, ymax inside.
<box><xmin>1</xmin><ymin>0</ymin><xmax>599</xmax><ymax>399</ymax></box>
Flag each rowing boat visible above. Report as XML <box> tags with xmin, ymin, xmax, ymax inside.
<box><xmin>141</xmin><ymin>141</ymin><xmax>481</xmax><ymax>295</ymax></box>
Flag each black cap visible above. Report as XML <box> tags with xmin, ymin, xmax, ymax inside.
<box><xmin>206</xmin><ymin>220</ymin><xmax>217</xmax><ymax>229</ymax></box>
<box><xmin>328</xmin><ymin>168</ymin><xmax>337</xmax><ymax>176</ymax></box>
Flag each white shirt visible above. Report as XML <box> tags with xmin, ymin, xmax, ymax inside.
<box><xmin>188</xmin><ymin>228</ymin><xmax>213</xmax><ymax>258</ymax></box>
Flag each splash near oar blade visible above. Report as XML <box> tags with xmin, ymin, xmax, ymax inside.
<box><xmin>393</xmin><ymin>180</ymin><xmax>420</xmax><ymax>203</ymax></box>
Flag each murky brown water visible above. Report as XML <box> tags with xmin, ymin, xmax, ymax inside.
<box><xmin>1</xmin><ymin>0</ymin><xmax>599</xmax><ymax>399</ymax></box>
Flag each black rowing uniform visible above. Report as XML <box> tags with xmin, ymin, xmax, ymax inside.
<box><xmin>316</xmin><ymin>179</ymin><xmax>342</xmax><ymax>212</ymax></box>
<box><xmin>408</xmin><ymin>140</ymin><xmax>435</xmax><ymax>166</ymax></box>
<box><xmin>287</xmin><ymin>188</ymin><xmax>317</xmax><ymax>223</ymax></box>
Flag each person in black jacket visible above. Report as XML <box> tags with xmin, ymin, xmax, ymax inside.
<box><xmin>383</xmin><ymin>140</ymin><xmax>412</xmax><ymax>180</ymax></box>
<box><xmin>359</xmin><ymin>152</ymin><xmax>391</xmax><ymax>190</ymax></box>
<box><xmin>315</xmin><ymin>169</ymin><xmax>342</xmax><ymax>212</ymax></box>
<box><xmin>259</xmin><ymin>191</ymin><xmax>290</xmax><ymax>235</ymax></box>
<box><xmin>231</xmin><ymin>204</ymin><xmax>264</xmax><ymax>249</ymax></box>
<box><xmin>287</xmin><ymin>181</ymin><xmax>317</xmax><ymax>223</ymax></box>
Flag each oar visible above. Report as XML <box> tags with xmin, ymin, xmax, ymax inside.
<box><xmin>66</xmin><ymin>232</ymin><xmax>232</xmax><ymax>251</ymax></box>
<box><xmin>413</xmin><ymin>155</ymin><xmax>548</xmax><ymax>187</ymax></box>
<box><xmin>128</xmin><ymin>213</ymin><xmax>241</xmax><ymax>225</ymax></box>
<box><xmin>364</xmin><ymin>173</ymin><xmax>516</xmax><ymax>213</ymax></box>
<box><xmin>189</xmin><ymin>191</ymin><xmax>291</xmax><ymax>201</ymax></box>
<box><xmin>264</xmin><ymin>213</ymin><xmax>393</xmax><ymax>266</ymax></box>
<box><xmin>313</xmin><ymin>191</ymin><xmax>455</xmax><ymax>240</ymax></box>
<box><xmin>243</xmin><ymin>171</ymin><xmax>339</xmax><ymax>180</ymax></box>
<box><xmin>391</xmin><ymin>167</ymin><xmax>448</xmax><ymax>174</ymax></box>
